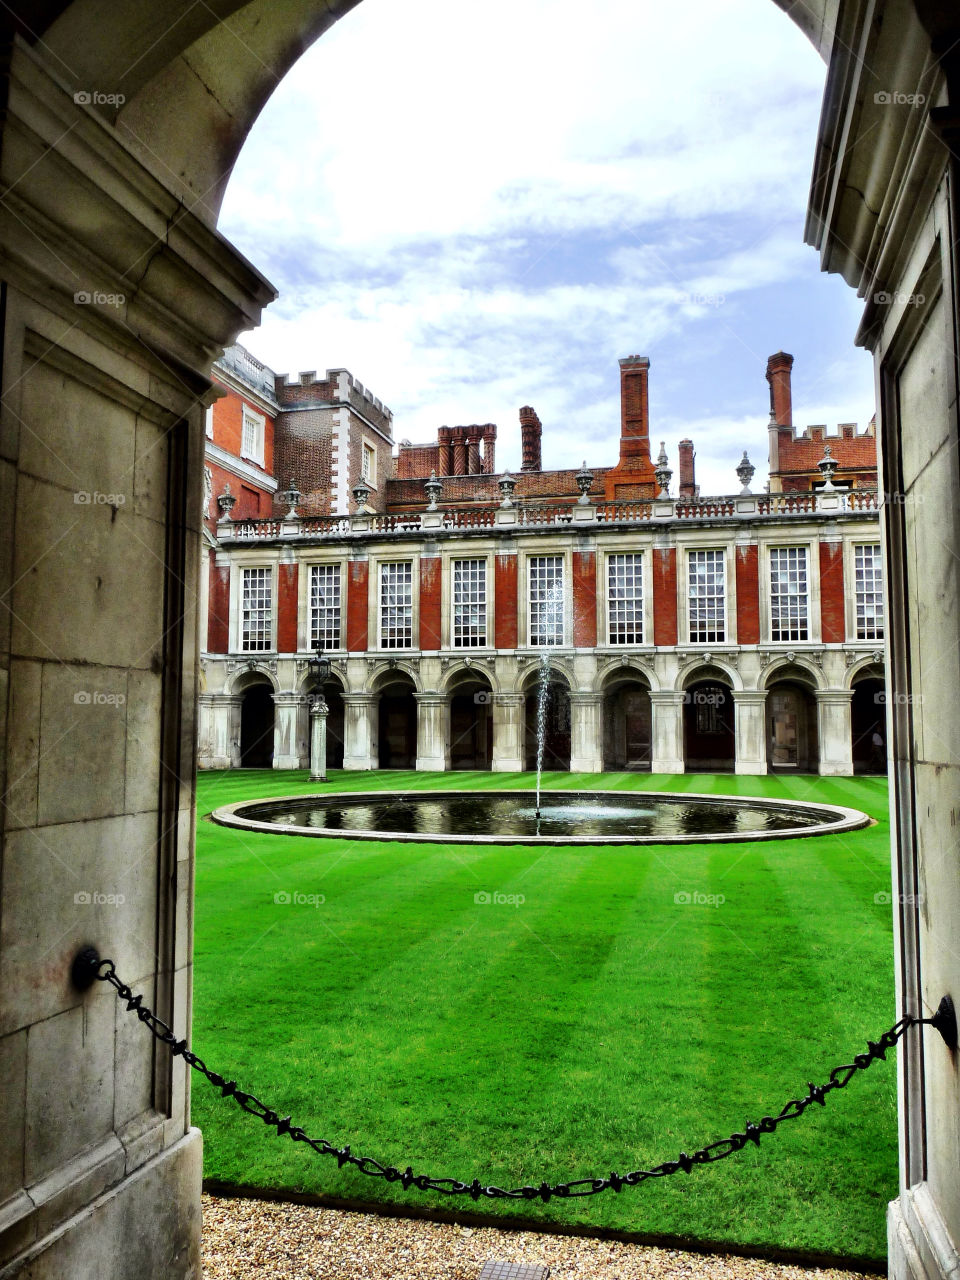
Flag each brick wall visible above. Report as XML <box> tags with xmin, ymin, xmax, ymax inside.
<box><xmin>347</xmin><ymin>559</ymin><xmax>369</xmax><ymax>651</ymax></box>
<box><xmin>772</xmin><ymin>426</ymin><xmax>877</xmax><ymax>490</ymax></box>
<box><xmin>204</xmin><ymin>459</ymin><xmax>273</xmax><ymax>526</ymax></box>
<box><xmin>211</xmin><ymin>381</ymin><xmax>275</xmax><ymax>475</ymax></box>
<box><xmin>735</xmin><ymin>544</ymin><xmax>760</xmax><ymax>644</ymax></box>
<box><xmin>572</xmin><ymin>551</ymin><xmax>597</xmax><ymax>647</ymax></box>
<box><xmin>652</xmin><ymin>548</ymin><xmax>678</xmax><ymax>645</ymax></box>
<box><xmin>419</xmin><ymin>555</ymin><xmax>442</xmax><ymax>650</ymax></box>
<box><xmin>495</xmin><ymin>554</ymin><xmax>519</xmax><ymax>648</ymax></box>
<box><xmin>819</xmin><ymin>541</ymin><xmax>845</xmax><ymax>642</ymax></box>
<box><xmin>277</xmin><ymin>563</ymin><xmax>299</xmax><ymax>653</ymax></box>
<box><xmin>385</xmin><ymin>467</ymin><xmax>611</xmax><ymax>511</ymax></box>
<box><xmin>207</xmin><ymin>557</ymin><xmax>229</xmax><ymax>653</ymax></box>
<box><xmin>273</xmin><ymin>407</ymin><xmax>335</xmax><ymax>514</ymax></box>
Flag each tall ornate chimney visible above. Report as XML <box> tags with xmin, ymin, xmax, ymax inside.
<box><xmin>519</xmin><ymin>406</ymin><xmax>542</xmax><ymax>471</ymax></box>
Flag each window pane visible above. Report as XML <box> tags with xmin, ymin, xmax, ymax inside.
<box><xmin>310</xmin><ymin>564</ymin><xmax>341</xmax><ymax>650</ymax></box>
<box><xmin>453</xmin><ymin>559</ymin><xmax>486</xmax><ymax>647</ymax></box>
<box><xmin>688</xmin><ymin>550</ymin><xmax>725</xmax><ymax>644</ymax></box>
<box><xmin>241</xmin><ymin>567</ymin><xmax>272</xmax><ymax>651</ymax></box>
<box><xmin>608</xmin><ymin>553</ymin><xmax>643</xmax><ymax>644</ymax></box>
<box><xmin>529</xmin><ymin>555</ymin><xmax>564</xmax><ymax>646</ymax></box>
<box><xmin>380</xmin><ymin>561</ymin><xmax>413</xmax><ymax>649</ymax></box>
<box><xmin>855</xmin><ymin>544</ymin><xmax>884</xmax><ymax>640</ymax></box>
<box><xmin>770</xmin><ymin>547</ymin><xmax>809</xmax><ymax>642</ymax></box>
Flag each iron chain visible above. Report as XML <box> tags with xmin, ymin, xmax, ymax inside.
<box><xmin>94</xmin><ymin>958</ymin><xmax>916</xmax><ymax>1203</ymax></box>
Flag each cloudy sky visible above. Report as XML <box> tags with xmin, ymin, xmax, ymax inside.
<box><xmin>219</xmin><ymin>0</ymin><xmax>876</xmax><ymax>496</ymax></box>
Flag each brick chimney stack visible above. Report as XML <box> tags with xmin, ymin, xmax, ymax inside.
<box><xmin>519</xmin><ymin>406</ymin><xmax>542</xmax><ymax>471</ymax></box>
<box><xmin>766</xmin><ymin>351</ymin><xmax>794</xmax><ymax>426</ymax></box>
<box><xmin>678</xmin><ymin>438</ymin><xmax>697</xmax><ymax>498</ymax></box>
<box><xmin>618</xmin><ymin>355</ymin><xmax>651</xmax><ymax>465</ymax></box>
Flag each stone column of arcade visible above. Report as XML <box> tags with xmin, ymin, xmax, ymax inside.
<box><xmin>491</xmin><ymin>693</ymin><xmax>525</xmax><ymax>771</ymax></box>
<box><xmin>733</xmin><ymin>690</ymin><xmax>768</xmax><ymax>774</ymax></box>
<box><xmin>197</xmin><ymin>694</ymin><xmax>240</xmax><ymax>771</ymax></box>
<box><xmin>415</xmin><ymin>693</ymin><xmax>450</xmax><ymax>771</ymax></box>
<box><xmin>272</xmin><ymin>691</ymin><xmax>304</xmax><ymax>769</ymax></box>
<box><xmin>0</xmin><ymin>39</ymin><xmax>276</xmax><ymax>1280</ymax></box>
<box><xmin>815</xmin><ymin>690</ymin><xmax>855</xmax><ymax>776</ymax></box>
<box><xmin>341</xmin><ymin>693</ymin><xmax>378</xmax><ymax>770</ymax></box>
<box><xmin>649</xmin><ymin>691</ymin><xmax>685</xmax><ymax>773</ymax></box>
<box><xmin>568</xmin><ymin>692</ymin><xmax>603</xmax><ymax>772</ymax></box>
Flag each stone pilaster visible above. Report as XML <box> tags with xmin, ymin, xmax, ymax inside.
<box><xmin>733</xmin><ymin>690</ymin><xmax>768</xmax><ymax>774</ymax></box>
<box><xmin>415</xmin><ymin>693</ymin><xmax>450</xmax><ymax>771</ymax></box>
<box><xmin>272</xmin><ymin>692</ymin><xmax>304</xmax><ymax>769</ymax></box>
<box><xmin>649</xmin><ymin>692</ymin><xmax>685</xmax><ymax>773</ymax></box>
<box><xmin>341</xmin><ymin>693</ymin><xmax>377</xmax><ymax>771</ymax></box>
<box><xmin>568</xmin><ymin>692</ymin><xmax>603</xmax><ymax>773</ymax></box>
<box><xmin>815</xmin><ymin>690</ymin><xmax>855</xmax><ymax>776</ymax></box>
<box><xmin>492</xmin><ymin>694</ymin><xmax>525</xmax><ymax>772</ymax></box>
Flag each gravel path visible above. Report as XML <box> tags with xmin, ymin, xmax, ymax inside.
<box><xmin>202</xmin><ymin>1195</ymin><xmax>878</xmax><ymax>1280</ymax></box>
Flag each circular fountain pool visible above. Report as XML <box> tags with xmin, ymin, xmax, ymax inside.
<box><xmin>210</xmin><ymin>790</ymin><xmax>871</xmax><ymax>845</ymax></box>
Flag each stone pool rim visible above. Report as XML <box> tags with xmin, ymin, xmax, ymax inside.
<box><xmin>209</xmin><ymin>789</ymin><xmax>872</xmax><ymax>845</ymax></box>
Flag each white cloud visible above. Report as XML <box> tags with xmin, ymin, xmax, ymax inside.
<box><xmin>221</xmin><ymin>0</ymin><xmax>876</xmax><ymax>495</ymax></box>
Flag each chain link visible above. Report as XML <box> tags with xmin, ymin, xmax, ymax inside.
<box><xmin>94</xmin><ymin>958</ymin><xmax>918</xmax><ymax>1203</ymax></box>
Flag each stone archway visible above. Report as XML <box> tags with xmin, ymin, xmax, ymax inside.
<box><xmin>523</xmin><ymin>669</ymin><xmax>571</xmax><ymax>771</ymax></box>
<box><xmin>851</xmin><ymin>674</ymin><xmax>886</xmax><ymax>774</ymax></box>
<box><xmin>682</xmin><ymin>674</ymin><xmax>735</xmax><ymax>772</ymax></box>
<box><xmin>447</xmin><ymin>671</ymin><xmax>493</xmax><ymax>770</ymax></box>
<box><xmin>601</xmin><ymin>671</ymin><xmax>652</xmax><ymax>771</ymax></box>
<box><xmin>376</xmin><ymin>673</ymin><xmax>418</xmax><ymax>769</ymax></box>
<box><xmin>303</xmin><ymin>675</ymin><xmax>346</xmax><ymax>770</ymax></box>
<box><xmin>765</xmin><ymin>679</ymin><xmax>819</xmax><ymax>772</ymax></box>
<box><xmin>238</xmin><ymin>682</ymin><xmax>275</xmax><ymax>767</ymax></box>
<box><xmin>2</xmin><ymin>4</ymin><xmax>959</xmax><ymax>1279</ymax></box>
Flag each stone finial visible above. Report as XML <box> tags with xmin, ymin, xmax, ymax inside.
<box><xmin>216</xmin><ymin>484</ymin><xmax>236</xmax><ymax>520</ymax></box>
<box><xmin>817</xmin><ymin>443</ymin><xmax>839</xmax><ymax>491</ymax></box>
<box><xmin>352</xmin><ymin>479</ymin><xmax>372</xmax><ymax>512</ymax></box>
<box><xmin>423</xmin><ymin>469</ymin><xmax>442</xmax><ymax>511</ymax></box>
<box><xmin>575</xmin><ymin>459</ymin><xmax>594</xmax><ymax>504</ymax></box>
<box><xmin>279</xmin><ymin>475</ymin><xmax>301</xmax><ymax>517</ymax></box>
<box><xmin>736</xmin><ymin>450</ymin><xmax>755</xmax><ymax>496</ymax></box>
<box><xmin>498</xmin><ymin>471</ymin><xmax>517</xmax><ymax>509</ymax></box>
<box><xmin>654</xmin><ymin>442</ymin><xmax>672</xmax><ymax>498</ymax></box>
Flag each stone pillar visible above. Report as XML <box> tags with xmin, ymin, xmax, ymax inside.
<box><xmin>815</xmin><ymin>690</ymin><xmax>855</xmax><ymax>776</ymax></box>
<box><xmin>272</xmin><ymin>691</ymin><xmax>304</xmax><ymax>769</ymax></box>
<box><xmin>342</xmin><ymin>693</ymin><xmax>377</xmax><ymax>770</ymax></box>
<box><xmin>309</xmin><ymin>697</ymin><xmax>329</xmax><ymax>781</ymax></box>
<box><xmin>569</xmin><ymin>692</ymin><xmax>603</xmax><ymax>773</ymax></box>
<box><xmin>650</xmin><ymin>692</ymin><xmax>685</xmax><ymax>773</ymax></box>
<box><xmin>415</xmin><ymin>693</ymin><xmax>450</xmax><ymax>771</ymax></box>
<box><xmin>0</xmin><ymin>40</ymin><xmax>276</xmax><ymax>1280</ymax></box>
<box><xmin>198</xmin><ymin>694</ymin><xmax>239</xmax><ymax>770</ymax></box>
<box><xmin>492</xmin><ymin>694</ymin><xmax>525</xmax><ymax>771</ymax></box>
<box><xmin>733</xmin><ymin>691</ymin><xmax>768</xmax><ymax>774</ymax></box>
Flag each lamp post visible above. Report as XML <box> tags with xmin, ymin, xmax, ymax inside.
<box><xmin>308</xmin><ymin>645</ymin><xmax>331</xmax><ymax>781</ymax></box>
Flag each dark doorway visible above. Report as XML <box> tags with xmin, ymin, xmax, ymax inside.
<box><xmin>683</xmin><ymin>679</ymin><xmax>734</xmax><ymax>772</ymax></box>
<box><xmin>239</xmin><ymin>684</ymin><xmax>274</xmax><ymax>767</ymax></box>
<box><xmin>524</xmin><ymin>676</ymin><xmax>571</xmax><ymax>771</ymax></box>
<box><xmin>449</xmin><ymin>678</ymin><xmax>493</xmax><ymax>770</ymax></box>
<box><xmin>602</xmin><ymin>678</ymin><xmax>652</xmax><ymax>770</ymax></box>
<box><xmin>377</xmin><ymin>678</ymin><xmax>417</xmax><ymax>768</ymax></box>
<box><xmin>766</xmin><ymin>681</ymin><xmax>819</xmax><ymax>772</ymax></box>
<box><xmin>851</xmin><ymin>676</ymin><xmax>886</xmax><ymax>773</ymax></box>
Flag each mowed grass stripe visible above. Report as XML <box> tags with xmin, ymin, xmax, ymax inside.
<box><xmin>192</xmin><ymin>770</ymin><xmax>896</xmax><ymax>1260</ymax></box>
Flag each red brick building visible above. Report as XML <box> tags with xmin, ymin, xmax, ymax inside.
<box><xmin>199</xmin><ymin>343</ymin><xmax>884</xmax><ymax>779</ymax></box>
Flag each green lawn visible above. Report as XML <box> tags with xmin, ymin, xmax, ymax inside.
<box><xmin>192</xmin><ymin>769</ymin><xmax>896</xmax><ymax>1262</ymax></box>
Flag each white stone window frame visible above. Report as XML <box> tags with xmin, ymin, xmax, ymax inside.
<box><xmin>685</xmin><ymin>546</ymin><xmax>728</xmax><ymax>646</ymax></box>
<box><xmin>204</xmin><ymin>404</ymin><xmax>215</xmax><ymax>440</ymax></box>
<box><xmin>605</xmin><ymin>549</ymin><xmax>646</xmax><ymax>647</ymax></box>
<box><xmin>233</xmin><ymin>561</ymin><xmax>277</xmax><ymax>654</ymax></box>
<box><xmin>768</xmin><ymin>545</ymin><xmax>811</xmax><ymax>644</ymax></box>
<box><xmin>849</xmin><ymin>539</ymin><xmax>885</xmax><ymax>642</ymax></box>
<box><xmin>525</xmin><ymin>551</ymin><xmax>567</xmax><ymax>649</ymax></box>
<box><xmin>450</xmin><ymin>555</ymin><xmax>489</xmax><ymax>649</ymax></box>
<box><xmin>240</xmin><ymin>403</ymin><xmax>266</xmax><ymax>467</ymax></box>
<box><xmin>376</xmin><ymin>558</ymin><xmax>416</xmax><ymax>651</ymax></box>
<box><xmin>360</xmin><ymin>438</ymin><xmax>378</xmax><ymax>489</ymax></box>
<box><xmin>306</xmin><ymin>561</ymin><xmax>344</xmax><ymax>653</ymax></box>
